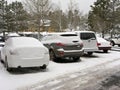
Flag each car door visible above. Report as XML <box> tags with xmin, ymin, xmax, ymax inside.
<box><xmin>80</xmin><ymin>32</ymin><xmax>98</xmax><ymax>51</ymax></box>
<box><xmin>1</xmin><ymin>41</ymin><xmax>9</xmax><ymax>61</ymax></box>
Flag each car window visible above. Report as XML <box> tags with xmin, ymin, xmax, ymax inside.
<box><xmin>80</xmin><ymin>33</ymin><xmax>96</xmax><ymax>40</ymax></box>
<box><xmin>118</xmin><ymin>36</ymin><xmax>120</xmax><ymax>38</ymax></box>
<box><xmin>60</xmin><ymin>34</ymin><xmax>77</xmax><ymax>37</ymax></box>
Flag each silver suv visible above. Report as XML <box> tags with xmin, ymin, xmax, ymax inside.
<box><xmin>41</xmin><ymin>32</ymin><xmax>84</xmax><ymax>61</ymax></box>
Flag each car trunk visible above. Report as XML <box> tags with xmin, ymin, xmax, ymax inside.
<box><xmin>80</xmin><ymin>33</ymin><xmax>98</xmax><ymax>50</ymax></box>
<box><xmin>59</xmin><ymin>34</ymin><xmax>82</xmax><ymax>50</ymax></box>
<box><xmin>15</xmin><ymin>47</ymin><xmax>45</xmax><ymax>59</ymax></box>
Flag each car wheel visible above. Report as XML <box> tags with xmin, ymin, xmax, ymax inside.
<box><xmin>72</xmin><ymin>57</ymin><xmax>80</xmax><ymax>62</ymax></box>
<box><xmin>110</xmin><ymin>41</ymin><xmax>115</xmax><ymax>46</ymax></box>
<box><xmin>5</xmin><ymin>56</ymin><xmax>11</xmax><ymax>71</ymax></box>
<box><xmin>118</xmin><ymin>45</ymin><xmax>120</xmax><ymax>47</ymax></box>
<box><xmin>103</xmin><ymin>50</ymin><xmax>108</xmax><ymax>53</ymax></box>
<box><xmin>0</xmin><ymin>52</ymin><xmax>3</xmax><ymax>63</ymax></box>
<box><xmin>87</xmin><ymin>52</ymin><xmax>93</xmax><ymax>56</ymax></box>
<box><xmin>50</xmin><ymin>50</ymin><xmax>56</xmax><ymax>61</ymax></box>
<box><xmin>40</xmin><ymin>64</ymin><xmax>47</xmax><ymax>69</ymax></box>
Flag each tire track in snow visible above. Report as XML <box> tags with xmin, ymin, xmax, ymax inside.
<box><xmin>18</xmin><ymin>57</ymin><xmax>120</xmax><ymax>90</ymax></box>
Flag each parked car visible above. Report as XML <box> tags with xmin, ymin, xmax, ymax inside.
<box><xmin>18</xmin><ymin>32</ymin><xmax>43</xmax><ymax>39</ymax></box>
<box><xmin>41</xmin><ymin>32</ymin><xmax>84</xmax><ymax>61</ymax></box>
<box><xmin>0</xmin><ymin>37</ymin><xmax>49</xmax><ymax>71</ymax></box>
<box><xmin>97</xmin><ymin>37</ymin><xmax>112</xmax><ymax>53</ymax></box>
<box><xmin>110</xmin><ymin>35</ymin><xmax>120</xmax><ymax>47</ymax></box>
<box><xmin>75</xmin><ymin>31</ymin><xmax>98</xmax><ymax>55</ymax></box>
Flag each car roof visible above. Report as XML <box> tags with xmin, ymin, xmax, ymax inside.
<box><xmin>8</xmin><ymin>37</ymin><xmax>43</xmax><ymax>47</ymax></box>
<box><xmin>75</xmin><ymin>31</ymin><xmax>95</xmax><ymax>33</ymax></box>
<box><xmin>47</xmin><ymin>32</ymin><xmax>77</xmax><ymax>35</ymax></box>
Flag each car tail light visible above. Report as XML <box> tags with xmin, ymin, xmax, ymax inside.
<box><xmin>56</xmin><ymin>43</ymin><xmax>65</xmax><ymax>46</ymax></box>
<box><xmin>80</xmin><ymin>43</ymin><xmax>83</xmax><ymax>47</ymax></box>
<box><xmin>59</xmin><ymin>51</ymin><xmax>64</xmax><ymax>56</ymax></box>
<box><xmin>97</xmin><ymin>42</ymin><xmax>101</xmax><ymax>46</ymax></box>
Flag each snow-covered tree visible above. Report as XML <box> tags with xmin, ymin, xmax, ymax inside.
<box><xmin>88</xmin><ymin>0</ymin><xmax>120</xmax><ymax>37</ymax></box>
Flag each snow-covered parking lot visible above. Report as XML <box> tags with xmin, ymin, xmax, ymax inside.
<box><xmin>0</xmin><ymin>50</ymin><xmax>120</xmax><ymax>90</ymax></box>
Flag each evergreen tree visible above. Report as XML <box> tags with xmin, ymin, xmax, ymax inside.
<box><xmin>88</xmin><ymin>0</ymin><xmax>120</xmax><ymax>37</ymax></box>
<box><xmin>0</xmin><ymin>0</ymin><xmax>7</xmax><ymax>32</ymax></box>
<box><xmin>7</xmin><ymin>1</ymin><xmax>29</xmax><ymax>32</ymax></box>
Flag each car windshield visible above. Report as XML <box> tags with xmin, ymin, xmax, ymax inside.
<box><xmin>80</xmin><ymin>33</ymin><xmax>96</xmax><ymax>40</ymax></box>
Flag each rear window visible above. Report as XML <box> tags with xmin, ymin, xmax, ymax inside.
<box><xmin>80</xmin><ymin>33</ymin><xmax>96</xmax><ymax>40</ymax></box>
<box><xmin>60</xmin><ymin>34</ymin><xmax>77</xmax><ymax>37</ymax></box>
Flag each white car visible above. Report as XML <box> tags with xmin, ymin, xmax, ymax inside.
<box><xmin>97</xmin><ymin>37</ymin><xmax>112</xmax><ymax>53</ymax></box>
<box><xmin>0</xmin><ymin>37</ymin><xmax>49</xmax><ymax>71</ymax></box>
<box><xmin>75</xmin><ymin>31</ymin><xmax>98</xmax><ymax>55</ymax></box>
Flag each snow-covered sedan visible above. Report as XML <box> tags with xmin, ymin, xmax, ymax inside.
<box><xmin>0</xmin><ymin>37</ymin><xmax>49</xmax><ymax>71</ymax></box>
<box><xmin>97</xmin><ymin>37</ymin><xmax>112</xmax><ymax>53</ymax></box>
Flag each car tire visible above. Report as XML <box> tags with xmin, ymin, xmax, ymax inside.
<box><xmin>72</xmin><ymin>57</ymin><xmax>80</xmax><ymax>62</ymax></box>
<box><xmin>103</xmin><ymin>50</ymin><xmax>108</xmax><ymax>53</ymax></box>
<box><xmin>40</xmin><ymin>64</ymin><xmax>47</xmax><ymax>69</ymax></box>
<box><xmin>5</xmin><ymin>56</ymin><xmax>11</xmax><ymax>72</ymax></box>
<box><xmin>110</xmin><ymin>41</ymin><xmax>115</xmax><ymax>46</ymax></box>
<box><xmin>118</xmin><ymin>45</ymin><xmax>120</xmax><ymax>47</ymax></box>
<box><xmin>87</xmin><ymin>52</ymin><xmax>93</xmax><ymax>56</ymax></box>
<box><xmin>50</xmin><ymin>50</ymin><xmax>56</xmax><ymax>61</ymax></box>
<box><xmin>0</xmin><ymin>52</ymin><xmax>3</xmax><ymax>63</ymax></box>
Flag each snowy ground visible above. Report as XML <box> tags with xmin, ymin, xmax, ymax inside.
<box><xmin>0</xmin><ymin>50</ymin><xmax>120</xmax><ymax>90</ymax></box>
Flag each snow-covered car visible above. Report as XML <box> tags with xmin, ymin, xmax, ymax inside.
<box><xmin>41</xmin><ymin>32</ymin><xmax>84</xmax><ymax>61</ymax></box>
<box><xmin>97</xmin><ymin>37</ymin><xmax>112</xmax><ymax>53</ymax></box>
<box><xmin>0</xmin><ymin>37</ymin><xmax>49</xmax><ymax>71</ymax></box>
<box><xmin>75</xmin><ymin>31</ymin><xmax>98</xmax><ymax>55</ymax></box>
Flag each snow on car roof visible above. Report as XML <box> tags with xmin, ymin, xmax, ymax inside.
<box><xmin>47</xmin><ymin>32</ymin><xmax>77</xmax><ymax>35</ymax></box>
<box><xmin>9</xmin><ymin>37</ymin><xmax>43</xmax><ymax>47</ymax></box>
<box><xmin>75</xmin><ymin>30</ymin><xmax>95</xmax><ymax>33</ymax></box>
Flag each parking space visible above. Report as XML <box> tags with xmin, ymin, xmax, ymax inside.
<box><xmin>0</xmin><ymin>51</ymin><xmax>120</xmax><ymax>90</ymax></box>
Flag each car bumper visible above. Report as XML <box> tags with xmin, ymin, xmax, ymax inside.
<box><xmin>56</xmin><ymin>49</ymin><xmax>84</xmax><ymax>57</ymax></box>
<box><xmin>98</xmin><ymin>47</ymin><xmax>111</xmax><ymax>50</ymax></box>
<box><xmin>8</xmin><ymin>55</ymin><xmax>49</xmax><ymax>68</ymax></box>
<box><xmin>84</xmin><ymin>48</ymin><xmax>99</xmax><ymax>52</ymax></box>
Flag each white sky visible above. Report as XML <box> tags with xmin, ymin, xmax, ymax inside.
<box><xmin>52</xmin><ymin>0</ymin><xmax>96</xmax><ymax>14</ymax></box>
<box><xmin>7</xmin><ymin>0</ymin><xmax>96</xmax><ymax>14</ymax></box>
